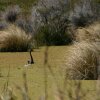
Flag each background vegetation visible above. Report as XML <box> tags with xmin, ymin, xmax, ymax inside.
<box><xmin>0</xmin><ymin>0</ymin><xmax>100</xmax><ymax>99</ymax></box>
<box><xmin>0</xmin><ymin>0</ymin><xmax>100</xmax><ymax>48</ymax></box>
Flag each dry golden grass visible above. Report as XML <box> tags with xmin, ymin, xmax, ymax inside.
<box><xmin>75</xmin><ymin>22</ymin><xmax>100</xmax><ymax>42</ymax></box>
<box><xmin>65</xmin><ymin>22</ymin><xmax>100</xmax><ymax>80</ymax></box>
<box><xmin>0</xmin><ymin>25</ymin><xmax>32</xmax><ymax>52</ymax></box>
<box><xmin>65</xmin><ymin>41</ymin><xmax>99</xmax><ymax>80</ymax></box>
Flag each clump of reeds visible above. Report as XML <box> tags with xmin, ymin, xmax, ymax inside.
<box><xmin>65</xmin><ymin>41</ymin><xmax>99</xmax><ymax>80</ymax></box>
<box><xmin>0</xmin><ymin>25</ymin><xmax>33</xmax><ymax>52</ymax></box>
<box><xmin>65</xmin><ymin>22</ymin><xmax>100</xmax><ymax>80</ymax></box>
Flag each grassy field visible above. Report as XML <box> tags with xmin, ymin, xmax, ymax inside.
<box><xmin>0</xmin><ymin>0</ymin><xmax>99</xmax><ymax>99</ymax></box>
<box><xmin>0</xmin><ymin>46</ymin><xmax>97</xmax><ymax>100</ymax></box>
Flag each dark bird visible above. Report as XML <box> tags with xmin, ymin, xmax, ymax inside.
<box><xmin>24</xmin><ymin>50</ymin><xmax>34</xmax><ymax>67</ymax></box>
<box><xmin>28</xmin><ymin>50</ymin><xmax>34</xmax><ymax>64</ymax></box>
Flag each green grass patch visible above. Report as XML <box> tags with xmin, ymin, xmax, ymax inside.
<box><xmin>0</xmin><ymin>46</ymin><xmax>98</xmax><ymax>100</ymax></box>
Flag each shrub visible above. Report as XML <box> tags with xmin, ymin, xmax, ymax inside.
<box><xmin>31</xmin><ymin>0</ymin><xmax>74</xmax><ymax>46</ymax></box>
<box><xmin>34</xmin><ymin>24</ymin><xmax>73</xmax><ymax>46</ymax></box>
<box><xmin>0</xmin><ymin>25</ymin><xmax>33</xmax><ymax>52</ymax></box>
<box><xmin>3</xmin><ymin>5</ymin><xmax>20</xmax><ymax>23</ymax></box>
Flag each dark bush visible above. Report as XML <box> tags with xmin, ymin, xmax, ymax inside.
<box><xmin>34</xmin><ymin>24</ymin><xmax>73</xmax><ymax>46</ymax></box>
<box><xmin>3</xmin><ymin>5</ymin><xmax>20</xmax><ymax>23</ymax></box>
<box><xmin>31</xmin><ymin>0</ymin><xmax>74</xmax><ymax>46</ymax></box>
<box><xmin>71</xmin><ymin>13</ymin><xmax>92</xmax><ymax>27</ymax></box>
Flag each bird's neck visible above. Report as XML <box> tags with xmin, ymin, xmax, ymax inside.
<box><xmin>29</xmin><ymin>51</ymin><xmax>34</xmax><ymax>64</ymax></box>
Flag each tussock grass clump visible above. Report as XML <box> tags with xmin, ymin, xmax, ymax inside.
<box><xmin>65</xmin><ymin>41</ymin><xmax>100</xmax><ymax>80</ymax></box>
<box><xmin>65</xmin><ymin>22</ymin><xmax>100</xmax><ymax>80</ymax></box>
<box><xmin>0</xmin><ymin>25</ymin><xmax>33</xmax><ymax>52</ymax></box>
<box><xmin>75</xmin><ymin>22</ymin><xmax>100</xmax><ymax>42</ymax></box>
